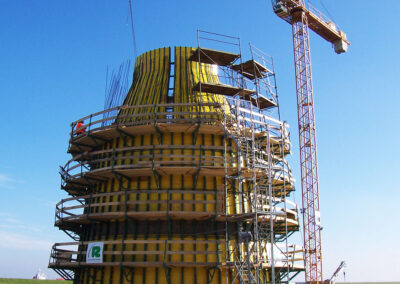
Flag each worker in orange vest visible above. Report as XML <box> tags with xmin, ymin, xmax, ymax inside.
<box><xmin>75</xmin><ymin>120</ymin><xmax>86</xmax><ymax>135</ymax></box>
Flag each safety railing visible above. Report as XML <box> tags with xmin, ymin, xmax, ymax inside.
<box><xmin>224</xmin><ymin>201</ymin><xmax>298</xmax><ymax>229</ymax></box>
<box><xmin>54</xmin><ymin>188</ymin><xmax>299</xmax><ymax>227</ymax></box>
<box><xmin>249</xmin><ymin>195</ymin><xmax>298</xmax><ymax>216</ymax></box>
<box><xmin>55</xmin><ymin>189</ymin><xmax>226</xmax><ymax>224</ymax></box>
<box><xmin>49</xmin><ymin>239</ymin><xmax>224</xmax><ymax>268</ymax></box>
<box><xmin>59</xmin><ymin>159</ymin><xmax>294</xmax><ymax>197</ymax></box>
<box><xmin>307</xmin><ymin>2</ymin><xmax>340</xmax><ymax>32</ymax></box>
<box><xmin>69</xmin><ymin>102</ymin><xmax>223</xmax><ymax>140</ymax></box>
<box><xmin>260</xmin><ymin>243</ymin><xmax>305</xmax><ymax>269</ymax></box>
<box><xmin>225</xmin><ymin>99</ymin><xmax>291</xmax><ymax>151</ymax></box>
<box><xmin>69</xmin><ymin>100</ymin><xmax>286</xmax><ymax>141</ymax></box>
<box><xmin>225</xmin><ymin>242</ymin><xmax>304</xmax><ymax>269</ymax></box>
<box><xmin>286</xmin><ymin>244</ymin><xmax>305</xmax><ymax>269</ymax></box>
<box><xmin>49</xmin><ymin>240</ymin><xmax>303</xmax><ymax>270</ymax></box>
<box><xmin>60</xmin><ymin>144</ymin><xmax>236</xmax><ymax>184</ymax></box>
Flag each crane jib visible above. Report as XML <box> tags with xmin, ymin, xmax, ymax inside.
<box><xmin>273</xmin><ymin>0</ymin><xmax>350</xmax><ymax>54</ymax></box>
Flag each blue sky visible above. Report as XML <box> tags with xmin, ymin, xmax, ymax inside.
<box><xmin>0</xmin><ymin>0</ymin><xmax>399</xmax><ymax>281</ymax></box>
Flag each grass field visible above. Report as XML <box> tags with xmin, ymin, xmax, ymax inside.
<box><xmin>0</xmin><ymin>279</ymin><xmax>73</xmax><ymax>284</ymax></box>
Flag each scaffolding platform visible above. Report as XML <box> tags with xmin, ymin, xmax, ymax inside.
<box><xmin>242</xmin><ymin>93</ymin><xmax>277</xmax><ymax>109</ymax></box>
<box><xmin>193</xmin><ymin>82</ymin><xmax>255</xmax><ymax>96</ymax></box>
<box><xmin>231</xmin><ymin>59</ymin><xmax>272</xmax><ymax>80</ymax></box>
<box><xmin>189</xmin><ymin>47</ymin><xmax>240</xmax><ymax>66</ymax></box>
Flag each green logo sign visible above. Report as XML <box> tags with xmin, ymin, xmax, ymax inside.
<box><xmin>91</xmin><ymin>246</ymin><xmax>101</xmax><ymax>258</ymax></box>
<box><xmin>86</xmin><ymin>242</ymin><xmax>103</xmax><ymax>263</ymax></box>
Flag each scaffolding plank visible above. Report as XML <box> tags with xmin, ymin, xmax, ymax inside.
<box><xmin>241</xmin><ymin>93</ymin><xmax>277</xmax><ymax>109</ymax></box>
<box><xmin>231</xmin><ymin>60</ymin><xmax>272</xmax><ymax>80</ymax></box>
<box><xmin>189</xmin><ymin>48</ymin><xmax>240</xmax><ymax>66</ymax></box>
<box><xmin>193</xmin><ymin>82</ymin><xmax>255</xmax><ymax>96</ymax></box>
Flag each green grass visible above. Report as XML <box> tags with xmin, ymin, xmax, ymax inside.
<box><xmin>0</xmin><ymin>279</ymin><xmax>73</xmax><ymax>284</ymax></box>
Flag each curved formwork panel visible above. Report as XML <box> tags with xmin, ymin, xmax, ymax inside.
<box><xmin>50</xmin><ymin>46</ymin><xmax>304</xmax><ymax>283</ymax></box>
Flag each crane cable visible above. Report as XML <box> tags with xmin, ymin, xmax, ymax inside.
<box><xmin>318</xmin><ymin>0</ymin><xmax>337</xmax><ymax>25</ymax></box>
<box><xmin>307</xmin><ymin>0</ymin><xmax>338</xmax><ymax>27</ymax></box>
<box><xmin>128</xmin><ymin>0</ymin><xmax>138</xmax><ymax>60</ymax></box>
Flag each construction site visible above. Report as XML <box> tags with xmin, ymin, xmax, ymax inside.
<box><xmin>48</xmin><ymin>1</ymin><xmax>349</xmax><ymax>284</ymax></box>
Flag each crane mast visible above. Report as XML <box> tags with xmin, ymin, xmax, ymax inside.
<box><xmin>292</xmin><ymin>10</ymin><xmax>322</xmax><ymax>283</ymax></box>
<box><xmin>271</xmin><ymin>0</ymin><xmax>349</xmax><ymax>283</ymax></box>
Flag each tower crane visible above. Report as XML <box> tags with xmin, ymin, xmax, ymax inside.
<box><xmin>270</xmin><ymin>1</ymin><xmax>349</xmax><ymax>283</ymax></box>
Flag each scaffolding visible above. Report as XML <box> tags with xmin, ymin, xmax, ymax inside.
<box><xmin>192</xmin><ymin>30</ymin><xmax>302</xmax><ymax>283</ymax></box>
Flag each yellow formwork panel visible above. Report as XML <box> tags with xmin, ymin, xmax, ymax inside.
<box><xmin>173</xmin><ymin>46</ymin><xmax>230</xmax><ymax>117</ymax></box>
<box><xmin>87</xmin><ymin>234</ymin><xmax>226</xmax><ymax>284</ymax></box>
<box><xmin>119</xmin><ymin>47</ymin><xmax>171</xmax><ymax>121</ymax></box>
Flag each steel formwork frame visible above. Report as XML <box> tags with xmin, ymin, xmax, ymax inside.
<box><xmin>292</xmin><ymin>9</ymin><xmax>323</xmax><ymax>283</ymax></box>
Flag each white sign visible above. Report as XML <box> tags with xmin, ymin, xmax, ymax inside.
<box><xmin>315</xmin><ymin>210</ymin><xmax>321</xmax><ymax>226</ymax></box>
<box><xmin>86</xmin><ymin>242</ymin><xmax>104</xmax><ymax>263</ymax></box>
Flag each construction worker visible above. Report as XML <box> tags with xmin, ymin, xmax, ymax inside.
<box><xmin>75</xmin><ymin>120</ymin><xmax>86</xmax><ymax>135</ymax></box>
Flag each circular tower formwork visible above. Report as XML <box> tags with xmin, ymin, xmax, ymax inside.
<box><xmin>49</xmin><ymin>43</ymin><xmax>304</xmax><ymax>284</ymax></box>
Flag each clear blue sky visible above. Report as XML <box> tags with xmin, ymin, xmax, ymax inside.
<box><xmin>0</xmin><ymin>0</ymin><xmax>399</xmax><ymax>281</ymax></box>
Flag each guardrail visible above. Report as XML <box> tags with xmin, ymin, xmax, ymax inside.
<box><xmin>69</xmin><ymin>100</ymin><xmax>288</xmax><ymax>141</ymax></box>
<box><xmin>225</xmin><ymin>242</ymin><xmax>304</xmax><ymax>269</ymax></box>
<box><xmin>69</xmin><ymin>102</ymin><xmax>223</xmax><ymax>139</ymax></box>
<box><xmin>60</xmin><ymin>144</ymin><xmax>236</xmax><ymax>184</ymax></box>
<box><xmin>55</xmin><ymin>189</ymin><xmax>226</xmax><ymax>224</ymax></box>
<box><xmin>267</xmin><ymin>244</ymin><xmax>305</xmax><ymax>269</ymax></box>
<box><xmin>49</xmin><ymin>239</ymin><xmax>224</xmax><ymax>268</ymax></box>
<box><xmin>307</xmin><ymin>2</ymin><xmax>340</xmax><ymax>32</ymax></box>
<box><xmin>59</xmin><ymin>155</ymin><xmax>294</xmax><ymax>195</ymax></box>
<box><xmin>49</xmin><ymin>240</ymin><xmax>303</xmax><ymax>269</ymax></box>
<box><xmin>54</xmin><ymin>189</ymin><xmax>298</xmax><ymax>227</ymax></box>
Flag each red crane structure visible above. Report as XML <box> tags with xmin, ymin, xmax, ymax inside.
<box><xmin>271</xmin><ymin>1</ymin><xmax>349</xmax><ymax>283</ymax></box>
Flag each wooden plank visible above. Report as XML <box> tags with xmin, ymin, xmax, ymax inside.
<box><xmin>240</xmin><ymin>94</ymin><xmax>277</xmax><ymax>110</ymax></box>
<box><xmin>193</xmin><ymin>82</ymin><xmax>255</xmax><ymax>96</ymax></box>
<box><xmin>231</xmin><ymin>60</ymin><xmax>272</xmax><ymax>80</ymax></box>
<box><xmin>189</xmin><ymin>48</ymin><xmax>240</xmax><ymax>66</ymax></box>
